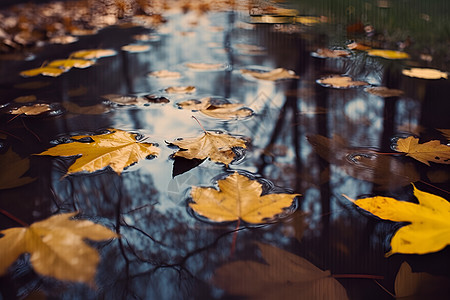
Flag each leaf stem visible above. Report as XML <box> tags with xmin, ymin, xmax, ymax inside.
<box><xmin>373</xmin><ymin>279</ymin><xmax>396</xmax><ymax>298</ymax></box>
<box><xmin>0</xmin><ymin>208</ymin><xmax>29</xmax><ymax>227</ymax></box>
<box><xmin>230</xmin><ymin>219</ymin><xmax>240</xmax><ymax>256</ymax></box>
<box><xmin>192</xmin><ymin>116</ymin><xmax>206</xmax><ymax>133</ymax></box>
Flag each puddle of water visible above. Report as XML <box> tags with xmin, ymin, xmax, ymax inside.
<box><xmin>0</xmin><ymin>1</ymin><xmax>449</xmax><ymax>299</ymax></box>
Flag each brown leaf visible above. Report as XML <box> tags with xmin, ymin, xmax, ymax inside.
<box><xmin>317</xmin><ymin>75</ymin><xmax>368</xmax><ymax>88</ymax></box>
<box><xmin>313</xmin><ymin>48</ymin><xmax>350</xmax><ymax>58</ymax></box>
<box><xmin>0</xmin><ymin>148</ymin><xmax>35</xmax><ymax>189</ymax></box>
<box><xmin>9</xmin><ymin>104</ymin><xmax>52</xmax><ymax>115</ymax></box>
<box><xmin>364</xmin><ymin>86</ymin><xmax>403</xmax><ymax>97</ymax></box>
<box><xmin>241</xmin><ymin>68</ymin><xmax>299</xmax><ymax>81</ymax></box>
<box><xmin>213</xmin><ymin>243</ymin><xmax>349</xmax><ymax>300</ymax></box>
<box><xmin>165</xmin><ymin>86</ymin><xmax>196</xmax><ymax>94</ymax></box>
<box><xmin>62</xmin><ymin>102</ymin><xmax>110</xmax><ymax>115</ymax></box>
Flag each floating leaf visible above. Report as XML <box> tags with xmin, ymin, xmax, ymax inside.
<box><xmin>49</xmin><ymin>35</ymin><xmax>78</xmax><ymax>44</ymax></box>
<box><xmin>213</xmin><ymin>243</ymin><xmax>348</xmax><ymax>299</ymax></box>
<box><xmin>148</xmin><ymin>70</ymin><xmax>182</xmax><ymax>79</ymax></box>
<box><xmin>0</xmin><ymin>148</ymin><xmax>35</xmax><ymax>189</ymax></box>
<box><xmin>241</xmin><ymin>68</ymin><xmax>299</xmax><ymax>81</ymax></box>
<box><xmin>346</xmin><ymin>42</ymin><xmax>371</xmax><ymax>50</ymax></box>
<box><xmin>344</xmin><ymin>185</ymin><xmax>450</xmax><ymax>255</ymax></box>
<box><xmin>177</xmin><ymin>97</ymin><xmax>253</xmax><ymax>119</ymax></box>
<box><xmin>402</xmin><ymin>68</ymin><xmax>448</xmax><ymax>80</ymax></box>
<box><xmin>47</xmin><ymin>59</ymin><xmax>95</xmax><ymax>71</ymax></box>
<box><xmin>71</xmin><ymin>49</ymin><xmax>116</xmax><ymax>60</ymax></box>
<box><xmin>366</xmin><ymin>49</ymin><xmax>410</xmax><ymax>59</ymax></box>
<box><xmin>0</xmin><ymin>212</ymin><xmax>117</xmax><ymax>286</ymax></box>
<box><xmin>364</xmin><ymin>86</ymin><xmax>404</xmax><ymax>97</ymax></box>
<box><xmin>165</xmin><ymin>86</ymin><xmax>196</xmax><ymax>94</ymax></box>
<box><xmin>395</xmin><ymin>136</ymin><xmax>450</xmax><ymax>165</ymax></box>
<box><xmin>317</xmin><ymin>75</ymin><xmax>368</xmax><ymax>88</ymax></box>
<box><xmin>395</xmin><ymin>262</ymin><xmax>450</xmax><ymax>299</ymax></box>
<box><xmin>36</xmin><ymin>129</ymin><xmax>159</xmax><ymax>175</ymax></box>
<box><xmin>171</xmin><ymin>131</ymin><xmax>247</xmax><ymax>166</ymax></box>
<box><xmin>312</xmin><ymin>48</ymin><xmax>350</xmax><ymax>58</ymax></box>
<box><xmin>185</xmin><ymin>62</ymin><xmax>225</xmax><ymax>70</ymax></box>
<box><xmin>9</xmin><ymin>104</ymin><xmax>52</xmax><ymax>115</ymax></box>
<box><xmin>190</xmin><ymin>172</ymin><xmax>299</xmax><ymax>224</ymax></box>
<box><xmin>296</xmin><ymin>16</ymin><xmax>322</xmax><ymax>25</ymax></box>
<box><xmin>121</xmin><ymin>44</ymin><xmax>151</xmax><ymax>52</ymax></box>
<box><xmin>20</xmin><ymin>66</ymin><xmax>65</xmax><ymax>78</ymax></box>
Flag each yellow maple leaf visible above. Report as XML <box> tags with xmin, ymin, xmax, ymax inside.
<box><xmin>171</xmin><ymin>131</ymin><xmax>247</xmax><ymax>166</ymax></box>
<box><xmin>0</xmin><ymin>212</ymin><xmax>117</xmax><ymax>286</ymax></box>
<box><xmin>0</xmin><ymin>147</ymin><xmax>35</xmax><ymax>189</ymax></box>
<box><xmin>47</xmin><ymin>58</ymin><xmax>95</xmax><ymax>71</ymax></box>
<box><xmin>70</xmin><ymin>49</ymin><xmax>116</xmax><ymax>60</ymax></box>
<box><xmin>20</xmin><ymin>66</ymin><xmax>65</xmax><ymax>77</ymax></box>
<box><xmin>190</xmin><ymin>172</ymin><xmax>299</xmax><ymax>224</ymax></box>
<box><xmin>396</xmin><ymin>136</ymin><xmax>450</xmax><ymax>165</ymax></box>
<box><xmin>36</xmin><ymin>129</ymin><xmax>159</xmax><ymax>175</ymax></box>
<box><xmin>344</xmin><ymin>185</ymin><xmax>450</xmax><ymax>255</ymax></box>
<box><xmin>367</xmin><ymin>49</ymin><xmax>410</xmax><ymax>59</ymax></box>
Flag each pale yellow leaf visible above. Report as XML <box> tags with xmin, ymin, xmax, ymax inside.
<box><xmin>402</xmin><ymin>68</ymin><xmax>448</xmax><ymax>80</ymax></box>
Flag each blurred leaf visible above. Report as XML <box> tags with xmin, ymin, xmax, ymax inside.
<box><xmin>344</xmin><ymin>185</ymin><xmax>450</xmax><ymax>255</ymax></box>
<box><xmin>313</xmin><ymin>48</ymin><xmax>350</xmax><ymax>58</ymax></box>
<box><xmin>171</xmin><ymin>131</ymin><xmax>246</xmax><ymax>166</ymax></box>
<box><xmin>13</xmin><ymin>95</ymin><xmax>37</xmax><ymax>103</ymax></box>
<box><xmin>364</xmin><ymin>86</ymin><xmax>404</xmax><ymax>97</ymax></box>
<box><xmin>307</xmin><ymin>134</ymin><xmax>419</xmax><ymax>188</ymax></box>
<box><xmin>402</xmin><ymin>68</ymin><xmax>448</xmax><ymax>80</ymax></box>
<box><xmin>0</xmin><ymin>148</ymin><xmax>35</xmax><ymax>189</ymax></box>
<box><xmin>62</xmin><ymin>102</ymin><xmax>110</xmax><ymax>115</ymax></box>
<box><xmin>395</xmin><ymin>136</ymin><xmax>450</xmax><ymax>165</ymax></box>
<box><xmin>47</xmin><ymin>59</ymin><xmax>94</xmax><ymax>71</ymax></box>
<box><xmin>121</xmin><ymin>44</ymin><xmax>151</xmax><ymax>52</ymax></box>
<box><xmin>165</xmin><ymin>86</ymin><xmax>196</xmax><ymax>94</ymax></box>
<box><xmin>366</xmin><ymin>49</ymin><xmax>410</xmax><ymax>59</ymax></box>
<box><xmin>177</xmin><ymin>97</ymin><xmax>253</xmax><ymax>119</ymax></box>
<box><xmin>70</xmin><ymin>49</ymin><xmax>116</xmax><ymax>60</ymax></box>
<box><xmin>213</xmin><ymin>243</ymin><xmax>348</xmax><ymax>299</ymax></box>
<box><xmin>395</xmin><ymin>262</ymin><xmax>450</xmax><ymax>299</ymax></box>
<box><xmin>241</xmin><ymin>68</ymin><xmax>299</xmax><ymax>81</ymax></box>
<box><xmin>36</xmin><ymin>129</ymin><xmax>159</xmax><ymax>175</ymax></box>
<box><xmin>0</xmin><ymin>212</ymin><xmax>117</xmax><ymax>286</ymax></box>
<box><xmin>296</xmin><ymin>16</ymin><xmax>322</xmax><ymax>25</ymax></box>
<box><xmin>20</xmin><ymin>66</ymin><xmax>65</xmax><ymax>78</ymax></box>
<box><xmin>9</xmin><ymin>104</ymin><xmax>52</xmax><ymax>115</ymax></box>
<box><xmin>185</xmin><ymin>62</ymin><xmax>225</xmax><ymax>70</ymax></box>
<box><xmin>148</xmin><ymin>70</ymin><xmax>181</xmax><ymax>79</ymax></box>
<box><xmin>190</xmin><ymin>172</ymin><xmax>299</xmax><ymax>224</ymax></box>
<box><xmin>347</xmin><ymin>42</ymin><xmax>371</xmax><ymax>50</ymax></box>
<box><xmin>317</xmin><ymin>75</ymin><xmax>368</xmax><ymax>88</ymax></box>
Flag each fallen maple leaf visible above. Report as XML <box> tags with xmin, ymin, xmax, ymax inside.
<box><xmin>0</xmin><ymin>148</ymin><xmax>35</xmax><ymax>189</ymax></box>
<box><xmin>213</xmin><ymin>242</ymin><xmax>348</xmax><ymax>299</ymax></box>
<box><xmin>402</xmin><ymin>68</ymin><xmax>448</xmax><ymax>80</ymax></box>
<box><xmin>395</xmin><ymin>262</ymin><xmax>450</xmax><ymax>299</ymax></box>
<box><xmin>0</xmin><ymin>212</ymin><xmax>117</xmax><ymax>286</ymax></box>
<box><xmin>190</xmin><ymin>172</ymin><xmax>299</xmax><ymax>224</ymax></box>
<box><xmin>36</xmin><ymin>129</ymin><xmax>159</xmax><ymax>175</ymax></box>
<box><xmin>9</xmin><ymin>103</ymin><xmax>52</xmax><ymax>115</ymax></box>
<box><xmin>47</xmin><ymin>58</ymin><xmax>95</xmax><ymax>71</ymax></box>
<box><xmin>366</xmin><ymin>49</ymin><xmax>410</xmax><ymax>60</ymax></box>
<box><xmin>177</xmin><ymin>97</ymin><xmax>253</xmax><ymax>119</ymax></box>
<box><xmin>317</xmin><ymin>75</ymin><xmax>368</xmax><ymax>88</ymax></box>
<box><xmin>364</xmin><ymin>86</ymin><xmax>404</xmax><ymax>97</ymax></box>
<box><xmin>395</xmin><ymin>136</ymin><xmax>450</xmax><ymax>165</ymax></box>
<box><xmin>241</xmin><ymin>68</ymin><xmax>299</xmax><ymax>81</ymax></box>
<box><xmin>20</xmin><ymin>66</ymin><xmax>65</xmax><ymax>77</ymax></box>
<box><xmin>344</xmin><ymin>185</ymin><xmax>450</xmax><ymax>255</ymax></box>
<box><xmin>171</xmin><ymin>131</ymin><xmax>247</xmax><ymax>166</ymax></box>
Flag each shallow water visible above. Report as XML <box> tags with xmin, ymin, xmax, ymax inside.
<box><xmin>0</xmin><ymin>2</ymin><xmax>450</xmax><ymax>300</ymax></box>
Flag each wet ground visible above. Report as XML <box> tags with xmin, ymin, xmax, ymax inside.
<box><xmin>0</xmin><ymin>1</ymin><xmax>450</xmax><ymax>299</ymax></box>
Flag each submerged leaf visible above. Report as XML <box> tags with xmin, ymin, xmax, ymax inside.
<box><xmin>395</xmin><ymin>136</ymin><xmax>450</xmax><ymax>165</ymax></box>
<box><xmin>171</xmin><ymin>131</ymin><xmax>247</xmax><ymax>166</ymax></box>
<box><xmin>364</xmin><ymin>86</ymin><xmax>404</xmax><ymax>97</ymax></box>
<box><xmin>213</xmin><ymin>243</ymin><xmax>348</xmax><ymax>299</ymax></box>
<box><xmin>36</xmin><ymin>129</ymin><xmax>159</xmax><ymax>175</ymax></box>
<box><xmin>190</xmin><ymin>172</ymin><xmax>299</xmax><ymax>224</ymax></box>
<box><xmin>0</xmin><ymin>148</ymin><xmax>35</xmax><ymax>189</ymax></box>
<box><xmin>62</xmin><ymin>102</ymin><xmax>110</xmax><ymax>115</ymax></box>
<box><xmin>241</xmin><ymin>68</ymin><xmax>299</xmax><ymax>81</ymax></box>
<box><xmin>402</xmin><ymin>68</ymin><xmax>448</xmax><ymax>80</ymax></box>
<box><xmin>345</xmin><ymin>186</ymin><xmax>450</xmax><ymax>255</ymax></box>
<box><xmin>0</xmin><ymin>212</ymin><xmax>118</xmax><ymax>286</ymax></box>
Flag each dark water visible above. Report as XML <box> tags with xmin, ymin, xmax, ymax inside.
<box><xmin>0</xmin><ymin>2</ymin><xmax>450</xmax><ymax>300</ymax></box>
